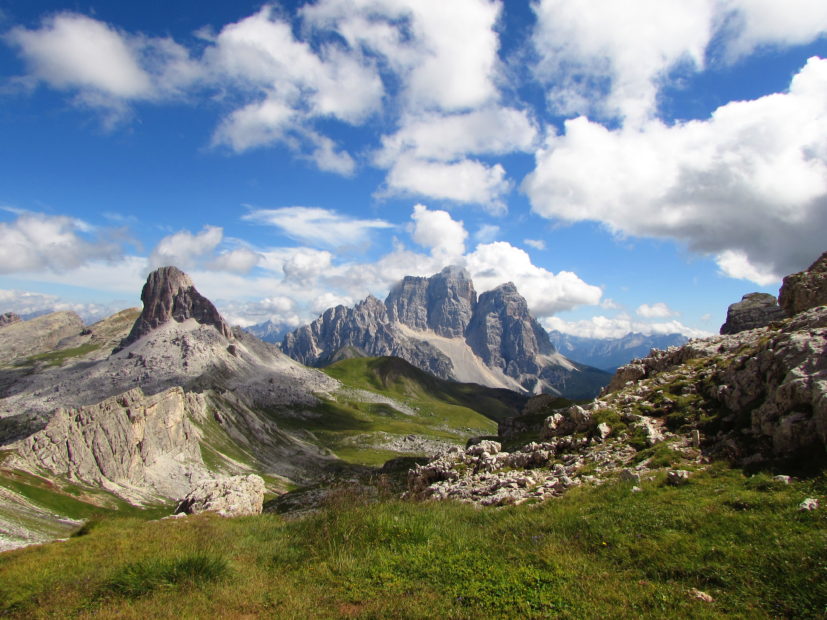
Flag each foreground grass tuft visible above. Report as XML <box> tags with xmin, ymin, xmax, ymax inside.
<box><xmin>102</xmin><ymin>552</ymin><xmax>229</xmax><ymax>598</ymax></box>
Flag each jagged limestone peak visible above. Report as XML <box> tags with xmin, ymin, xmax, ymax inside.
<box><xmin>116</xmin><ymin>265</ymin><xmax>233</xmax><ymax>351</ymax></box>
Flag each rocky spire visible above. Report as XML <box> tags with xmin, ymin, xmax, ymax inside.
<box><xmin>115</xmin><ymin>266</ymin><xmax>233</xmax><ymax>351</ymax></box>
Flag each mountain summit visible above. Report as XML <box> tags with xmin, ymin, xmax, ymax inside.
<box><xmin>282</xmin><ymin>267</ymin><xmax>610</xmax><ymax>398</ymax></box>
<box><xmin>115</xmin><ymin>266</ymin><xmax>233</xmax><ymax>351</ymax></box>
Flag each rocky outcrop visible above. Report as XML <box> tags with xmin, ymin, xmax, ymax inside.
<box><xmin>466</xmin><ymin>283</ymin><xmax>553</xmax><ymax>376</ymax></box>
<box><xmin>0</xmin><ymin>311</ymin><xmax>84</xmax><ymax>365</ymax></box>
<box><xmin>175</xmin><ymin>474</ymin><xmax>265</xmax><ymax>517</ymax></box>
<box><xmin>720</xmin><ymin>292</ymin><xmax>785</xmax><ymax>334</ymax></box>
<box><xmin>605</xmin><ymin>305</ymin><xmax>827</xmax><ymax>460</ymax></box>
<box><xmin>0</xmin><ymin>312</ymin><xmax>21</xmax><ymax>328</ymax></box>
<box><xmin>779</xmin><ymin>251</ymin><xmax>827</xmax><ymax>316</ymax></box>
<box><xmin>283</xmin><ymin>267</ymin><xmax>610</xmax><ymax>398</ymax></box>
<box><xmin>16</xmin><ymin>386</ymin><xmax>208</xmax><ymax>501</ymax></box>
<box><xmin>116</xmin><ymin>266</ymin><xmax>233</xmax><ymax>351</ymax></box>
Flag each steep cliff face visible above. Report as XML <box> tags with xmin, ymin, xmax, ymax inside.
<box><xmin>116</xmin><ymin>266</ymin><xmax>233</xmax><ymax>351</ymax></box>
<box><xmin>16</xmin><ymin>387</ymin><xmax>208</xmax><ymax>501</ymax></box>
<box><xmin>466</xmin><ymin>283</ymin><xmax>553</xmax><ymax>377</ymax></box>
<box><xmin>282</xmin><ymin>267</ymin><xmax>609</xmax><ymax>398</ymax></box>
<box><xmin>779</xmin><ymin>251</ymin><xmax>827</xmax><ymax>316</ymax></box>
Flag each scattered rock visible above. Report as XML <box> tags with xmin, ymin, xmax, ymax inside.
<box><xmin>689</xmin><ymin>588</ymin><xmax>715</xmax><ymax>603</ymax></box>
<box><xmin>773</xmin><ymin>475</ymin><xmax>791</xmax><ymax>484</ymax></box>
<box><xmin>667</xmin><ymin>470</ymin><xmax>691</xmax><ymax>486</ymax></box>
<box><xmin>631</xmin><ymin>486</ymin><xmax>643</xmax><ymax>493</ymax></box>
<box><xmin>176</xmin><ymin>474</ymin><xmax>265</xmax><ymax>517</ymax></box>
<box><xmin>720</xmin><ymin>293</ymin><xmax>785</xmax><ymax>335</ymax></box>
<box><xmin>799</xmin><ymin>497</ymin><xmax>819</xmax><ymax>512</ymax></box>
<box><xmin>620</xmin><ymin>469</ymin><xmax>641</xmax><ymax>484</ymax></box>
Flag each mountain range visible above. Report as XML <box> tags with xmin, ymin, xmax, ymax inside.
<box><xmin>282</xmin><ymin>266</ymin><xmax>610</xmax><ymax>400</ymax></box>
<box><xmin>547</xmin><ymin>331</ymin><xmax>689</xmax><ymax>371</ymax></box>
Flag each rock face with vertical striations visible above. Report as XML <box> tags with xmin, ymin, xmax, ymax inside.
<box><xmin>0</xmin><ymin>311</ymin><xmax>85</xmax><ymax>365</ymax></box>
<box><xmin>116</xmin><ymin>266</ymin><xmax>233</xmax><ymax>351</ymax></box>
<box><xmin>15</xmin><ymin>386</ymin><xmax>208</xmax><ymax>502</ymax></box>
<box><xmin>283</xmin><ymin>267</ymin><xmax>611</xmax><ymax>399</ymax></box>
<box><xmin>779</xmin><ymin>251</ymin><xmax>827</xmax><ymax>316</ymax></box>
<box><xmin>720</xmin><ymin>292</ymin><xmax>786</xmax><ymax>335</ymax></box>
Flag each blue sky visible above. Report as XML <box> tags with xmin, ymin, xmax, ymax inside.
<box><xmin>0</xmin><ymin>0</ymin><xmax>825</xmax><ymax>339</ymax></box>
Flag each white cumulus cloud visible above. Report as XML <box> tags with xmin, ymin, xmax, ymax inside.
<box><xmin>0</xmin><ymin>211</ymin><xmax>121</xmax><ymax>273</ymax></box>
<box><xmin>148</xmin><ymin>225</ymin><xmax>223</xmax><ymax>271</ymax></box>
<box><xmin>523</xmin><ymin>57</ymin><xmax>827</xmax><ymax>284</ymax></box>
<box><xmin>410</xmin><ymin>204</ymin><xmax>467</xmax><ymax>259</ymax></box>
<box><xmin>636</xmin><ymin>302</ymin><xmax>676</xmax><ymax>318</ymax></box>
<box><xmin>544</xmin><ymin>314</ymin><xmax>711</xmax><ymax>339</ymax></box>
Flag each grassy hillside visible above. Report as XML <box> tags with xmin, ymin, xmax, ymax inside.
<box><xmin>268</xmin><ymin>356</ymin><xmax>527</xmax><ymax>465</ymax></box>
<box><xmin>323</xmin><ymin>356</ymin><xmax>527</xmax><ymax>423</ymax></box>
<box><xmin>1</xmin><ymin>465</ymin><xmax>824</xmax><ymax>618</ymax></box>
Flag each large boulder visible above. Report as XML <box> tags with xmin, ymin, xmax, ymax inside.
<box><xmin>720</xmin><ymin>293</ymin><xmax>785</xmax><ymax>335</ymax></box>
<box><xmin>779</xmin><ymin>251</ymin><xmax>827</xmax><ymax>316</ymax></box>
<box><xmin>176</xmin><ymin>474</ymin><xmax>265</xmax><ymax>517</ymax></box>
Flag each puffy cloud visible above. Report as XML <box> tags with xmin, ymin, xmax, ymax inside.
<box><xmin>531</xmin><ymin>0</ymin><xmax>827</xmax><ymax>124</ymax></box>
<box><xmin>410</xmin><ymin>204</ymin><xmax>467</xmax><ymax>259</ymax></box>
<box><xmin>720</xmin><ymin>0</ymin><xmax>827</xmax><ymax>60</ymax></box>
<box><xmin>244</xmin><ymin>207</ymin><xmax>392</xmax><ymax>249</ymax></box>
<box><xmin>466</xmin><ymin>241</ymin><xmax>602</xmax><ymax>316</ymax></box>
<box><xmin>524</xmin><ymin>239</ymin><xmax>546</xmax><ymax>250</ymax></box>
<box><xmin>376</xmin><ymin>107</ymin><xmax>537</xmax><ymax>165</ymax></box>
<box><xmin>636</xmin><ymin>302</ymin><xmax>676</xmax><ymax>318</ymax></box>
<box><xmin>148</xmin><ymin>225</ymin><xmax>223</xmax><ymax>271</ymax></box>
<box><xmin>0</xmin><ymin>211</ymin><xmax>121</xmax><ymax>274</ymax></box>
<box><xmin>302</xmin><ymin>0</ymin><xmax>502</xmax><ymax>111</ymax></box>
<box><xmin>6</xmin><ymin>13</ymin><xmax>153</xmax><ymax>98</ymax></box>
<box><xmin>532</xmin><ymin>0</ymin><xmax>713</xmax><ymax>124</ymax></box>
<box><xmin>384</xmin><ymin>156</ymin><xmax>510</xmax><ymax>211</ymax></box>
<box><xmin>208</xmin><ymin>248</ymin><xmax>261</xmax><ymax>274</ymax></box>
<box><xmin>523</xmin><ymin>57</ymin><xmax>827</xmax><ymax>284</ymax></box>
<box><xmin>544</xmin><ymin>314</ymin><xmax>711</xmax><ymax>339</ymax></box>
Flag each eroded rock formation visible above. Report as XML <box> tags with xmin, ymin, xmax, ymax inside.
<box><xmin>116</xmin><ymin>266</ymin><xmax>233</xmax><ymax>351</ymax></box>
<box><xmin>176</xmin><ymin>474</ymin><xmax>265</xmax><ymax>517</ymax></box>
<box><xmin>779</xmin><ymin>251</ymin><xmax>827</xmax><ymax>316</ymax></box>
<box><xmin>720</xmin><ymin>292</ymin><xmax>785</xmax><ymax>334</ymax></box>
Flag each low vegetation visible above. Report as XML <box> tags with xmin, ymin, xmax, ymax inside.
<box><xmin>1</xmin><ymin>465</ymin><xmax>824</xmax><ymax>618</ymax></box>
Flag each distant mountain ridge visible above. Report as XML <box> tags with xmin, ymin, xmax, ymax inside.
<box><xmin>548</xmin><ymin>331</ymin><xmax>689</xmax><ymax>371</ymax></box>
<box><xmin>282</xmin><ymin>267</ymin><xmax>611</xmax><ymax>399</ymax></box>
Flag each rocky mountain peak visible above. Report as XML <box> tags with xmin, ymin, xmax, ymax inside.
<box><xmin>116</xmin><ymin>265</ymin><xmax>233</xmax><ymax>351</ymax></box>
<box><xmin>385</xmin><ymin>265</ymin><xmax>476</xmax><ymax>337</ymax></box>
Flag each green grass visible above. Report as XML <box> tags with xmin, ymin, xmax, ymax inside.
<box><xmin>1</xmin><ymin>465</ymin><xmax>824</xmax><ymax>618</ymax></box>
<box><xmin>14</xmin><ymin>343</ymin><xmax>101</xmax><ymax>368</ymax></box>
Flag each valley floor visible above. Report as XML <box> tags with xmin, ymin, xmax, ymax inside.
<box><xmin>1</xmin><ymin>465</ymin><xmax>824</xmax><ymax>619</ymax></box>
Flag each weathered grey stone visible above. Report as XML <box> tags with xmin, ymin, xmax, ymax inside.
<box><xmin>773</xmin><ymin>475</ymin><xmax>791</xmax><ymax>484</ymax></box>
<box><xmin>667</xmin><ymin>470</ymin><xmax>690</xmax><ymax>486</ymax></box>
<box><xmin>16</xmin><ymin>386</ymin><xmax>207</xmax><ymax>501</ymax></box>
<box><xmin>116</xmin><ymin>266</ymin><xmax>233</xmax><ymax>351</ymax></box>
<box><xmin>0</xmin><ymin>312</ymin><xmax>21</xmax><ymax>329</ymax></box>
<box><xmin>779</xmin><ymin>251</ymin><xmax>827</xmax><ymax>316</ymax></box>
<box><xmin>176</xmin><ymin>474</ymin><xmax>265</xmax><ymax>517</ymax></box>
<box><xmin>720</xmin><ymin>293</ymin><xmax>785</xmax><ymax>335</ymax></box>
<box><xmin>799</xmin><ymin>497</ymin><xmax>819</xmax><ymax>511</ymax></box>
<box><xmin>620</xmin><ymin>468</ymin><xmax>640</xmax><ymax>483</ymax></box>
